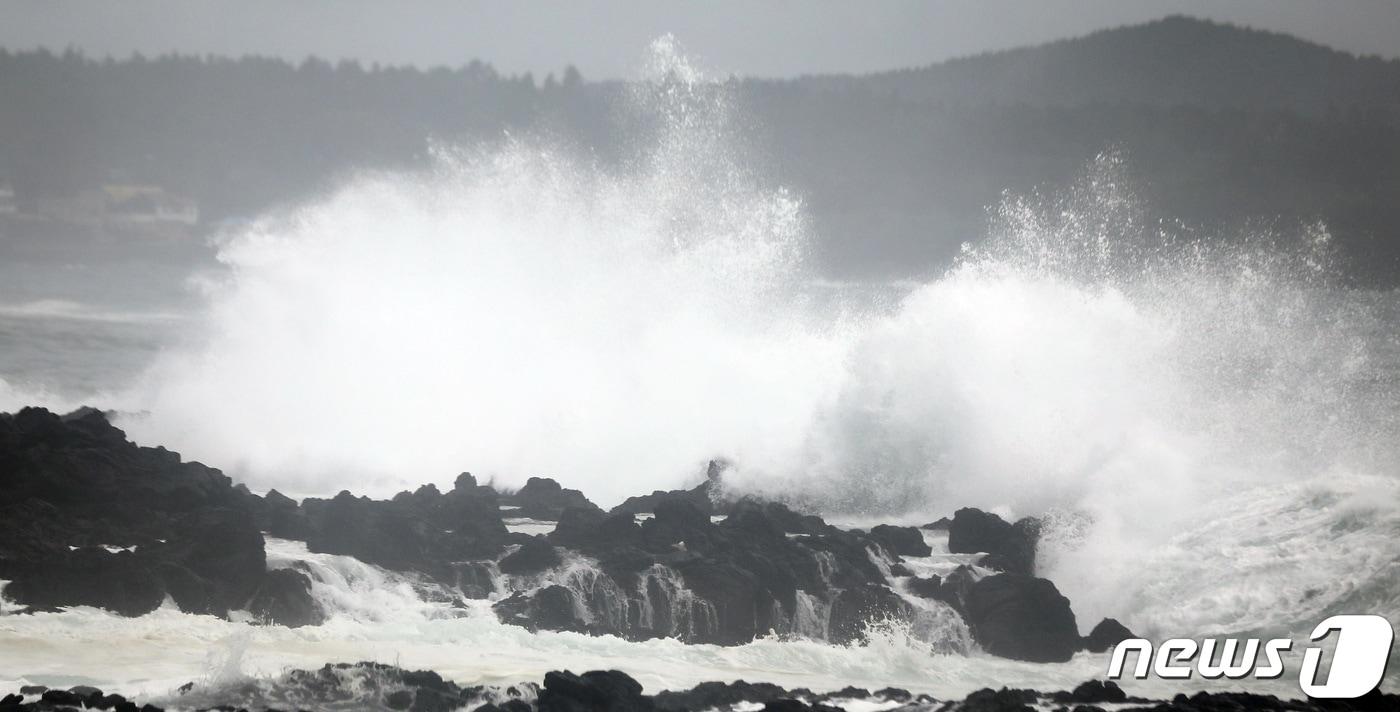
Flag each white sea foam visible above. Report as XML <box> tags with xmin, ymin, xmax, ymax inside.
<box><xmin>0</xmin><ymin>537</ymin><xmax>1317</xmax><ymax>704</ymax></box>
<box><xmin>1</xmin><ymin>37</ymin><xmax>1397</xmax><ymax>697</ymax></box>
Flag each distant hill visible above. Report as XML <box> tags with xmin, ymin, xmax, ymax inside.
<box><xmin>1</xmin><ymin>15</ymin><xmax>1398</xmax><ymax>285</ymax></box>
<box><xmin>802</xmin><ymin>16</ymin><xmax>1400</xmax><ymax>117</ymax></box>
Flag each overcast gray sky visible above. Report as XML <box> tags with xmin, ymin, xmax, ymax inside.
<box><xmin>3</xmin><ymin>1</ymin><xmax>1398</xmax><ymax>79</ymax></box>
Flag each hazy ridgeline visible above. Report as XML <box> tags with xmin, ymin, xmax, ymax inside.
<box><xmin>0</xmin><ymin>18</ymin><xmax>1399</xmax><ymax>698</ymax></box>
<box><xmin>1</xmin><ymin>15</ymin><xmax>1399</xmax><ymax>282</ymax></box>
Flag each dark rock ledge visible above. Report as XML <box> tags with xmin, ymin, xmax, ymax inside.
<box><xmin>2</xmin><ymin>664</ymin><xmax>1393</xmax><ymax>712</ymax></box>
<box><xmin>2</xmin><ymin>407</ymin><xmax>1125</xmax><ymax>661</ymax></box>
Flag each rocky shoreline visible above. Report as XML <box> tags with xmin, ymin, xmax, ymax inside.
<box><xmin>2</xmin><ymin>663</ymin><xmax>1395</xmax><ymax>712</ymax></box>
<box><xmin>1</xmin><ymin>407</ymin><xmax>1393</xmax><ymax>711</ymax></box>
<box><xmin>0</xmin><ymin>406</ymin><xmax>1125</xmax><ymax>660</ymax></box>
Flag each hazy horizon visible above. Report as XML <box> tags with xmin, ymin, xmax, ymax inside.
<box><xmin>3</xmin><ymin>1</ymin><xmax>1399</xmax><ymax>80</ymax></box>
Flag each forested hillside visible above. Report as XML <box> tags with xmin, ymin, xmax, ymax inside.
<box><xmin>2</xmin><ymin>15</ymin><xmax>1398</xmax><ymax>282</ymax></box>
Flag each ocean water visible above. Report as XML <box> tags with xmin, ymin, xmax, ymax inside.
<box><xmin>0</xmin><ymin>535</ymin><xmax>1324</xmax><ymax>705</ymax></box>
<box><xmin>1</xmin><ymin>36</ymin><xmax>1397</xmax><ymax>702</ymax></box>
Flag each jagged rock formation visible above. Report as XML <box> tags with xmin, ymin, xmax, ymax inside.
<box><xmin>610</xmin><ymin>460</ymin><xmax>731</xmax><ymax>518</ymax></box>
<box><xmin>0</xmin><ymin>407</ymin><xmax>1122</xmax><ymax>662</ymax></box>
<box><xmin>946</xmin><ymin>507</ymin><xmax>1039</xmax><ymax>576</ymax></box>
<box><xmin>0</xmin><ymin>408</ymin><xmax>309</xmax><ymax>624</ymax></box>
<box><xmin>503</xmin><ymin>476</ymin><xmax>604</xmax><ymax>520</ymax></box>
<box><xmin>1083</xmin><ymin>617</ymin><xmax>1136</xmax><ymax>653</ymax></box>
<box><xmin>4</xmin><ymin>664</ymin><xmax>1392</xmax><ymax>712</ymax></box>
<box><xmin>293</xmin><ymin>476</ymin><xmax>508</xmax><ymax>579</ymax></box>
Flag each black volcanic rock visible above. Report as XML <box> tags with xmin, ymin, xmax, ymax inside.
<box><xmin>495</xmin><ymin>585</ymin><xmax>591</xmax><ymax>634</ymax></box>
<box><xmin>866</xmin><ymin>524</ymin><xmax>932</xmax><ymax>557</ymax></box>
<box><xmin>499</xmin><ymin>538</ymin><xmax>562</xmax><ymax>575</ymax></box>
<box><xmin>513</xmin><ymin>496</ymin><xmax>900</xmax><ymax>646</ymax></box>
<box><xmin>453</xmin><ymin>561</ymin><xmax>500</xmax><ymax>599</ymax></box>
<box><xmin>959</xmin><ymin>687</ymin><xmax>1039</xmax><ymax>712</ymax></box>
<box><xmin>963</xmin><ymin>574</ymin><xmax>1080</xmax><ymax>663</ymax></box>
<box><xmin>158</xmin><ymin>506</ymin><xmax>268</xmax><ymax>615</ymax></box>
<box><xmin>653</xmin><ymin>680</ymin><xmax>791</xmax><ymax>712</ymax></box>
<box><xmin>247</xmin><ymin>568</ymin><xmax>324</xmax><ymax>627</ymax></box>
<box><xmin>301</xmin><ymin>482</ymin><xmax>507</xmax><ymax>579</ymax></box>
<box><xmin>827</xmin><ymin>583</ymin><xmax>913</xmax><ymax>645</ymax></box>
<box><xmin>906</xmin><ymin>574</ymin><xmax>944</xmax><ymax>599</ymax></box>
<box><xmin>551</xmin><ymin>507</ymin><xmax>611</xmax><ymax>547</ymax></box>
<box><xmin>640</xmin><ymin>499</ymin><xmax>712</xmax><ymax>544</ymax></box>
<box><xmin>1083</xmin><ymin>617</ymin><xmax>1136</xmax><ymax>652</ymax></box>
<box><xmin>505</xmin><ymin>477</ymin><xmax>604</xmax><ymax>520</ymax></box>
<box><xmin>256</xmin><ymin>488</ymin><xmax>311</xmax><ymax>540</ymax></box>
<box><xmin>1052</xmin><ymin>680</ymin><xmax>1127</xmax><ymax>705</ymax></box>
<box><xmin>0</xmin><ymin>408</ymin><xmax>1116</xmax><ymax>662</ymax></box>
<box><xmin>540</xmin><ymin>670</ymin><xmax>652</xmax><ymax>712</ymax></box>
<box><xmin>612</xmin><ymin>461</ymin><xmax>733</xmax><ymax>519</ymax></box>
<box><xmin>7</xmin><ymin>664</ymin><xmax>1396</xmax><ymax>712</ymax></box>
<box><xmin>935</xmin><ymin>565</ymin><xmax>982</xmax><ymax>612</ymax></box>
<box><xmin>3</xmin><ymin>546</ymin><xmax>167</xmax><ymax>616</ymax></box>
<box><xmin>0</xmin><ymin>408</ymin><xmax>268</xmax><ymax>619</ymax></box>
<box><xmin>612</xmin><ymin>482</ymin><xmax>715</xmax><ymax>519</ymax></box>
<box><xmin>947</xmin><ymin>508</ymin><xmax>1039</xmax><ymax>576</ymax></box>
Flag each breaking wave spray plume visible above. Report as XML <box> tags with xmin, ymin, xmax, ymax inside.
<box><xmin>112</xmin><ymin>37</ymin><xmax>1399</xmax><ymax>644</ymax></box>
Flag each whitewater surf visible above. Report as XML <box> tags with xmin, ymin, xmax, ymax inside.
<box><xmin>1</xmin><ymin>36</ymin><xmax>1396</xmax><ymax>711</ymax></box>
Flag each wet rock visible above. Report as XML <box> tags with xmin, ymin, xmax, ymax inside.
<box><xmin>866</xmin><ymin>525</ymin><xmax>932</xmax><ymax>557</ymax></box>
<box><xmin>640</xmin><ymin>499</ymin><xmax>712</xmax><ymax>544</ymax></box>
<box><xmin>873</xmin><ymin>688</ymin><xmax>912</xmax><ymax>702</ymax></box>
<box><xmin>959</xmin><ymin>687</ymin><xmax>1039</xmax><ymax>712</ymax></box>
<box><xmin>248</xmin><ymin>568</ymin><xmax>324</xmax><ymax>627</ymax></box>
<box><xmin>1082</xmin><ymin>617</ymin><xmax>1135</xmax><ymax>652</ymax></box>
<box><xmin>672</xmin><ymin>559</ymin><xmax>766</xmax><ymax>644</ymax></box>
<box><xmin>963</xmin><ymin>574</ymin><xmax>1080</xmax><ymax>663</ymax></box>
<box><xmin>653</xmin><ymin>680</ymin><xmax>791</xmax><ymax>711</ymax></box>
<box><xmin>302</xmin><ymin>483</ymin><xmax>507</xmax><ymax>578</ymax></box>
<box><xmin>40</xmin><ymin>689</ymin><xmax>84</xmax><ymax>706</ymax></box>
<box><xmin>539</xmin><ymin>670</ymin><xmax>651</xmax><ymax>712</ymax></box>
<box><xmin>1051</xmin><ymin>680</ymin><xmax>1126</xmax><ymax>705</ymax></box>
<box><xmin>159</xmin><ymin>507</ymin><xmax>269</xmax><ymax>615</ymax></box>
<box><xmin>828</xmin><ymin>583</ymin><xmax>913</xmax><ymax>645</ymax></box>
<box><xmin>947</xmin><ymin>508</ymin><xmax>1039</xmax><ymax>576</ymax></box>
<box><xmin>829</xmin><ymin>686</ymin><xmax>870</xmax><ymax>699</ymax></box>
<box><xmin>551</xmin><ymin>507</ymin><xmax>610</xmax><ymax>547</ymax></box>
<box><xmin>929</xmin><ymin>564</ymin><xmax>982</xmax><ymax>613</ymax></box>
<box><xmin>495</xmin><ymin>585</ymin><xmax>590</xmax><ymax>633</ymax></box>
<box><xmin>13</xmin><ymin>662</ymin><xmax>1379</xmax><ymax>712</ymax></box>
<box><xmin>725</xmin><ymin>499</ymin><xmax>830</xmax><ymax>537</ymax></box>
<box><xmin>500</xmin><ymin>538</ymin><xmax>562</xmax><ymax>575</ymax></box>
<box><xmin>3</xmin><ymin>546</ymin><xmax>167</xmax><ymax>616</ymax></box>
<box><xmin>906</xmin><ymin>574</ymin><xmax>943</xmax><ymax>598</ymax></box>
<box><xmin>476</xmin><ymin>701</ymin><xmax>534</xmax><ymax>712</ymax></box>
<box><xmin>412</xmin><ymin>686</ymin><xmax>462</xmax><ymax>712</ymax></box>
<box><xmin>95</xmin><ymin>693</ymin><xmax>128</xmax><ymax>710</ymax></box>
<box><xmin>258</xmin><ymin>489</ymin><xmax>311</xmax><ymax>540</ymax></box>
<box><xmin>612</xmin><ymin>480</ymin><xmax>715</xmax><ymax>519</ymax></box>
<box><xmin>522</xmin><ymin>495</ymin><xmax>896</xmax><ymax>646</ymax></box>
<box><xmin>454</xmin><ymin>561</ymin><xmax>500</xmax><ymax>599</ymax></box>
<box><xmin>505</xmin><ymin>477</ymin><xmax>604</xmax><ymax>520</ymax></box>
<box><xmin>0</xmin><ymin>408</ymin><xmax>269</xmax><ymax>620</ymax></box>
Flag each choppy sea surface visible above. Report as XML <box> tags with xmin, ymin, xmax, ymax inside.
<box><xmin>3</xmin><ymin>39</ymin><xmax>1399</xmax><ymax>704</ymax></box>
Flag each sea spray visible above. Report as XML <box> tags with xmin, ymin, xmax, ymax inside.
<box><xmin>730</xmin><ymin>154</ymin><xmax>1400</xmax><ymax>638</ymax></box>
<box><xmin>119</xmin><ymin>39</ymin><xmax>847</xmax><ymax>504</ymax></box>
<box><xmin>29</xmin><ymin>38</ymin><xmax>1400</xmax><ymax>653</ymax></box>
